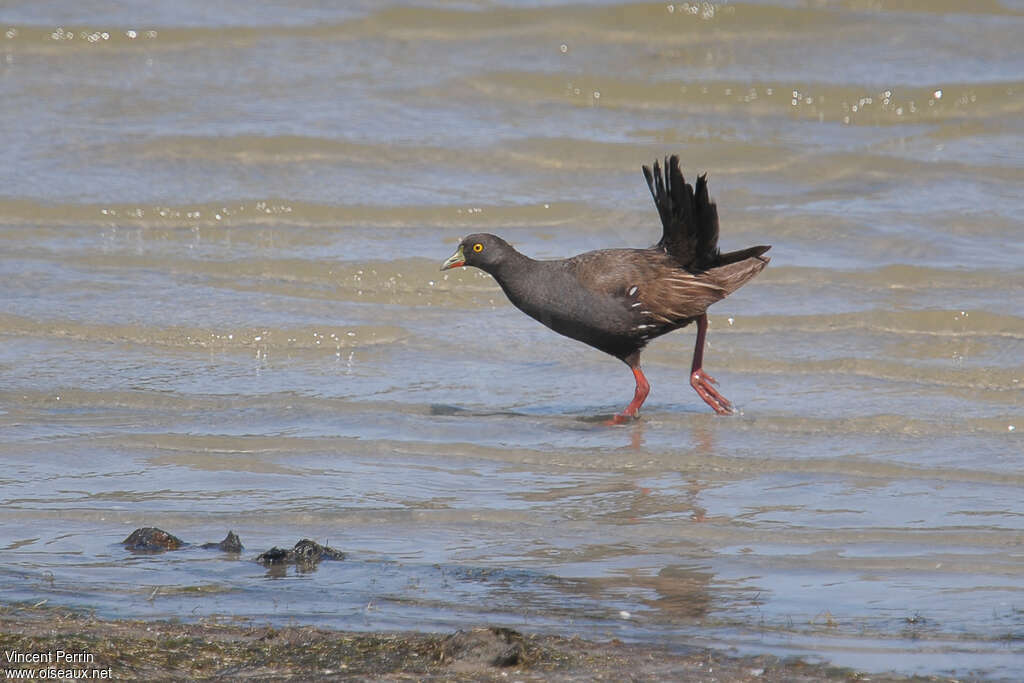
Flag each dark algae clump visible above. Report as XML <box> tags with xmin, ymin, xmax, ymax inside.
<box><xmin>439</xmin><ymin>627</ymin><xmax>525</xmax><ymax>669</ymax></box>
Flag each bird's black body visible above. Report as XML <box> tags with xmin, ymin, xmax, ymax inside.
<box><xmin>442</xmin><ymin>155</ymin><xmax>771</xmax><ymax>417</ymax></box>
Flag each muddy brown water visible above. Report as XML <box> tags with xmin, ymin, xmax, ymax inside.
<box><xmin>1</xmin><ymin>2</ymin><xmax>1022</xmax><ymax>679</ymax></box>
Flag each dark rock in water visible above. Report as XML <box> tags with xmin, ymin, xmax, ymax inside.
<box><xmin>200</xmin><ymin>530</ymin><xmax>243</xmax><ymax>553</ymax></box>
<box><xmin>256</xmin><ymin>547</ymin><xmax>290</xmax><ymax>564</ymax></box>
<box><xmin>439</xmin><ymin>627</ymin><xmax>524</xmax><ymax>669</ymax></box>
<box><xmin>256</xmin><ymin>539</ymin><xmax>344</xmax><ymax>567</ymax></box>
<box><xmin>122</xmin><ymin>527</ymin><xmax>184</xmax><ymax>551</ymax></box>
<box><xmin>292</xmin><ymin>538</ymin><xmax>344</xmax><ymax>562</ymax></box>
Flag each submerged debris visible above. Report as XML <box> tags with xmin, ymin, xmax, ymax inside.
<box><xmin>121</xmin><ymin>529</ymin><xmax>343</xmax><ymax>571</ymax></box>
<box><xmin>256</xmin><ymin>539</ymin><xmax>345</xmax><ymax>568</ymax></box>
<box><xmin>122</xmin><ymin>527</ymin><xmax>184</xmax><ymax>551</ymax></box>
<box><xmin>200</xmin><ymin>530</ymin><xmax>244</xmax><ymax>553</ymax></box>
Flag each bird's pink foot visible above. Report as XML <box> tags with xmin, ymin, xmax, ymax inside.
<box><xmin>604</xmin><ymin>412</ymin><xmax>637</xmax><ymax>426</ymax></box>
<box><xmin>605</xmin><ymin>365</ymin><xmax>650</xmax><ymax>426</ymax></box>
<box><xmin>690</xmin><ymin>368</ymin><xmax>732</xmax><ymax>414</ymax></box>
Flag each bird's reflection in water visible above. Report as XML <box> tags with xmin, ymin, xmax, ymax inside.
<box><xmin>624</xmin><ymin>417</ymin><xmax>646</xmax><ymax>450</ymax></box>
<box><xmin>564</xmin><ymin>563</ymin><xmax>715</xmax><ymax>622</ymax></box>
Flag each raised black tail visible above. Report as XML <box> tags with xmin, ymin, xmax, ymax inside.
<box><xmin>643</xmin><ymin>155</ymin><xmax>720</xmax><ymax>271</ymax></box>
<box><xmin>718</xmin><ymin>244</ymin><xmax>771</xmax><ymax>266</ymax></box>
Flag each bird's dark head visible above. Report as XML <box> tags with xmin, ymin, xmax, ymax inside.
<box><xmin>440</xmin><ymin>233</ymin><xmax>516</xmax><ymax>274</ymax></box>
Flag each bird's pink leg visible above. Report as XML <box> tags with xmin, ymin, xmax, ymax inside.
<box><xmin>690</xmin><ymin>314</ymin><xmax>732</xmax><ymax>414</ymax></box>
<box><xmin>607</xmin><ymin>365</ymin><xmax>650</xmax><ymax>425</ymax></box>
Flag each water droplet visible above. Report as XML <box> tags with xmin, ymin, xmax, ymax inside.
<box><xmin>559</xmin><ymin>43</ymin><xmax>568</xmax><ymax>53</ymax></box>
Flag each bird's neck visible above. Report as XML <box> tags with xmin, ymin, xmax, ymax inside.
<box><xmin>485</xmin><ymin>249</ymin><xmax>540</xmax><ymax>302</ymax></box>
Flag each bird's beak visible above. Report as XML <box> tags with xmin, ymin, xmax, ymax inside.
<box><xmin>440</xmin><ymin>244</ymin><xmax>466</xmax><ymax>271</ymax></box>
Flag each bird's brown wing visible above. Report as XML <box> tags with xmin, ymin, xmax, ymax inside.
<box><xmin>566</xmin><ymin>248</ymin><xmax>769</xmax><ymax>327</ymax></box>
<box><xmin>564</xmin><ymin>249</ymin><xmax>723</xmax><ymax>325</ymax></box>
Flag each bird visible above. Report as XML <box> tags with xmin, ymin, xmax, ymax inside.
<box><xmin>440</xmin><ymin>155</ymin><xmax>770</xmax><ymax>422</ymax></box>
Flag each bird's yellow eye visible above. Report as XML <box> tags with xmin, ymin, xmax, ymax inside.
<box><xmin>472</xmin><ymin>243</ymin><xmax>483</xmax><ymax>253</ymax></box>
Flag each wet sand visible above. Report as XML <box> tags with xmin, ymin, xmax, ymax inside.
<box><xmin>2</xmin><ymin>602</ymin><xmax>944</xmax><ymax>682</ymax></box>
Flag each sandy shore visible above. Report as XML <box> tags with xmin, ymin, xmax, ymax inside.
<box><xmin>0</xmin><ymin>602</ymin><xmax>952</xmax><ymax>681</ymax></box>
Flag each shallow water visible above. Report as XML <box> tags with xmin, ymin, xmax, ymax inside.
<box><xmin>1</xmin><ymin>1</ymin><xmax>1022</xmax><ymax>678</ymax></box>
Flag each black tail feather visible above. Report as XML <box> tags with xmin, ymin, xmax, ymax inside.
<box><xmin>693</xmin><ymin>173</ymin><xmax>720</xmax><ymax>264</ymax></box>
<box><xmin>718</xmin><ymin>244</ymin><xmax>771</xmax><ymax>266</ymax></box>
<box><xmin>643</xmin><ymin>155</ymin><xmax>721</xmax><ymax>270</ymax></box>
